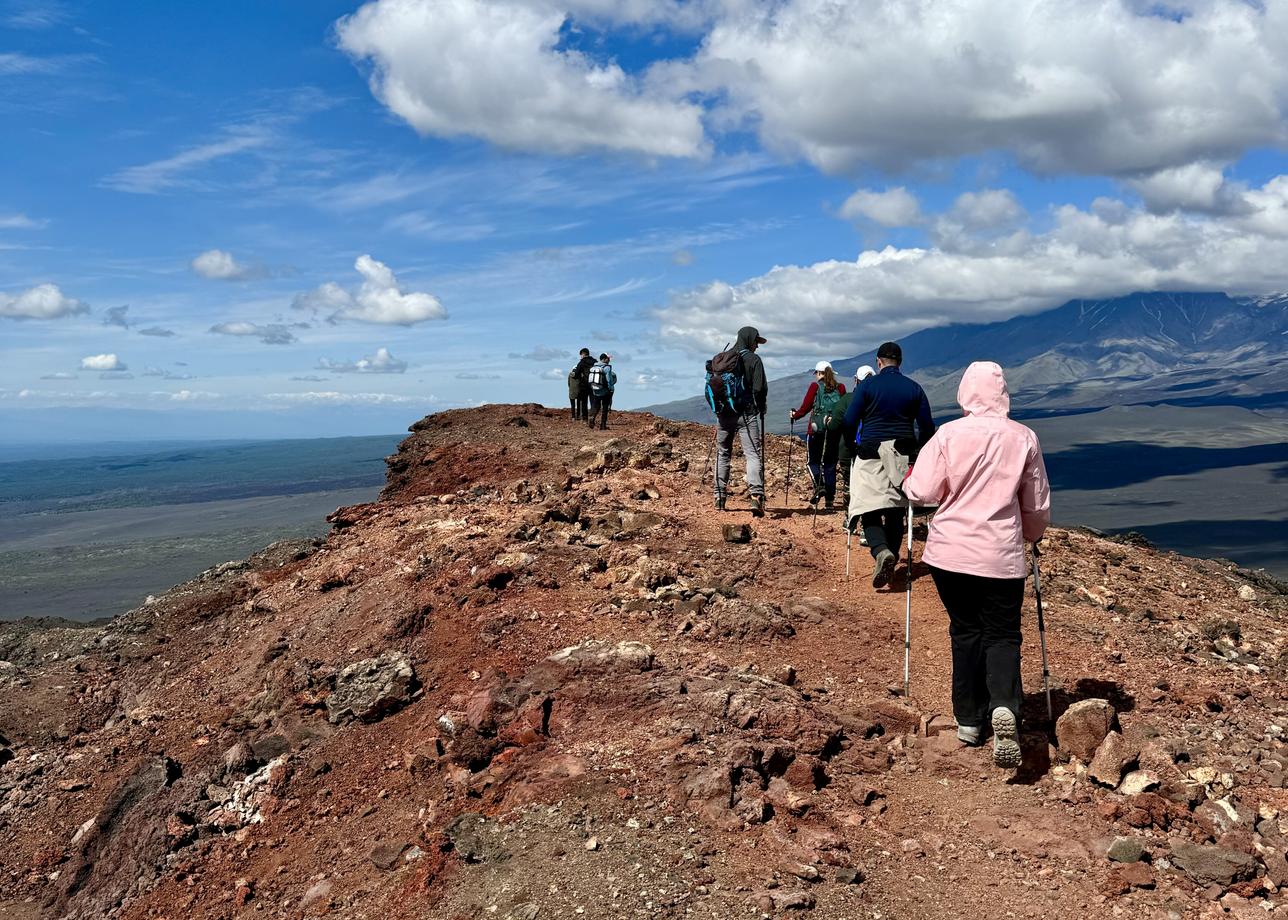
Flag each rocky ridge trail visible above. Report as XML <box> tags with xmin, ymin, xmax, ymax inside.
<box><xmin>2</xmin><ymin>404</ymin><xmax>1287</xmax><ymax>920</ymax></box>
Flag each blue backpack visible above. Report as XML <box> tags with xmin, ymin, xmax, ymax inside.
<box><xmin>704</xmin><ymin>347</ymin><xmax>751</xmax><ymax>415</ymax></box>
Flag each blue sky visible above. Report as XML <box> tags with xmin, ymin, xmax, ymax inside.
<box><xmin>4</xmin><ymin>0</ymin><xmax>1288</xmax><ymax>441</ymax></box>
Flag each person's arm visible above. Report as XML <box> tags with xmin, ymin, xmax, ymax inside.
<box><xmin>790</xmin><ymin>382</ymin><xmax>818</xmax><ymax>421</ymax></box>
<box><xmin>903</xmin><ymin>433</ymin><xmax>948</xmax><ymax>505</ymax></box>
<box><xmin>1019</xmin><ymin>433</ymin><xmax>1051</xmax><ymax>542</ymax></box>
<box><xmin>843</xmin><ymin>380</ymin><xmax>869</xmax><ymax>442</ymax></box>
<box><xmin>915</xmin><ymin>390</ymin><xmax>936</xmax><ymax>447</ymax></box>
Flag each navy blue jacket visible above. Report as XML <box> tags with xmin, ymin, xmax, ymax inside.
<box><xmin>842</xmin><ymin>366</ymin><xmax>936</xmax><ymax>456</ymax></box>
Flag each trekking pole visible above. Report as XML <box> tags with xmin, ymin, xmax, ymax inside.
<box><xmin>1032</xmin><ymin>542</ymin><xmax>1054</xmax><ymax>723</ymax></box>
<box><xmin>903</xmin><ymin>500</ymin><xmax>914</xmax><ymax>697</ymax></box>
<box><xmin>845</xmin><ymin>526</ymin><xmax>852</xmax><ymax>578</ymax></box>
<box><xmin>701</xmin><ymin>436</ymin><xmax>715</xmax><ymax>483</ymax></box>
<box><xmin>785</xmin><ymin>419</ymin><xmax>794</xmax><ymax>506</ymax></box>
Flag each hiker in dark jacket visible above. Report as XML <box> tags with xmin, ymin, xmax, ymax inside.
<box><xmin>714</xmin><ymin>325</ymin><xmax>768</xmax><ymax>516</ymax></box>
<box><xmin>842</xmin><ymin>342</ymin><xmax>936</xmax><ymax>588</ymax></box>
<box><xmin>568</xmin><ymin>348</ymin><xmax>593</xmax><ymax>420</ymax></box>
<box><xmin>832</xmin><ymin>365</ymin><xmax>874</xmax><ymax>520</ymax></box>
<box><xmin>587</xmin><ymin>353</ymin><xmax>617</xmax><ymax>430</ymax></box>
<box><xmin>789</xmin><ymin>361</ymin><xmax>846</xmax><ymax>509</ymax></box>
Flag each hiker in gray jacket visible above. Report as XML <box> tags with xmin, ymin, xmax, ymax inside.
<box><xmin>714</xmin><ymin>325</ymin><xmax>768</xmax><ymax>516</ymax></box>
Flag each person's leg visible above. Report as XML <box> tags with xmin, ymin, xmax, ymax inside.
<box><xmin>577</xmin><ymin>392</ymin><xmax>589</xmax><ymax>420</ymax></box>
<box><xmin>738</xmin><ymin>412</ymin><xmax>765</xmax><ymax>499</ymax></box>
<box><xmin>822</xmin><ymin>430</ymin><xmax>840</xmax><ymax>506</ymax></box>
<box><xmin>979</xmin><ymin>576</ymin><xmax>1026</xmax><ymax>722</ymax></box>
<box><xmin>861</xmin><ymin>510</ymin><xmax>888</xmax><ymax>559</ymax></box>
<box><xmin>882</xmin><ymin>507</ymin><xmax>906</xmax><ymax>563</ymax></box>
<box><xmin>587</xmin><ymin>393</ymin><xmax>600</xmax><ymax>427</ymax></box>
<box><xmin>599</xmin><ymin>392</ymin><xmax>612</xmax><ymax>429</ymax></box>
<box><xmin>931</xmin><ymin>566</ymin><xmax>989</xmax><ymax>734</ymax></box>
<box><xmin>714</xmin><ymin>415</ymin><xmax>735</xmax><ymax>503</ymax></box>
<box><xmin>807</xmin><ymin>431</ymin><xmax>824</xmax><ymax>500</ymax></box>
<box><xmin>571</xmin><ymin>396</ymin><xmax>579</xmax><ymax>419</ymax></box>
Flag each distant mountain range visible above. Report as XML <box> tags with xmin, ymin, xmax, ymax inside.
<box><xmin>644</xmin><ymin>291</ymin><xmax>1288</xmax><ymax>431</ymax></box>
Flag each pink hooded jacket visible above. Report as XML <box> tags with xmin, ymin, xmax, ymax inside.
<box><xmin>903</xmin><ymin>361</ymin><xmax>1050</xmax><ymax>580</ymax></box>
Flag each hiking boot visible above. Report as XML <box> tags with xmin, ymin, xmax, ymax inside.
<box><xmin>957</xmin><ymin>725</ymin><xmax>982</xmax><ymax>746</ymax></box>
<box><xmin>714</xmin><ymin>495</ymin><xmax>726</xmax><ymax>511</ymax></box>
<box><xmin>991</xmin><ymin>707</ymin><xmax>1021</xmax><ymax>768</ymax></box>
<box><xmin>750</xmin><ymin>495</ymin><xmax>765</xmax><ymax>517</ymax></box>
<box><xmin>872</xmin><ymin>549</ymin><xmax>896</xmax><ymax>589</ymax></box>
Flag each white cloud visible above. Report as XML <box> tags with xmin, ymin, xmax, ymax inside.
<box><xmin>684</xmin><ymin>0</ymin><xmax>1288</xmax><ymax>176</ymax></box>
<box><xmin>103</xmin><ymin>305</ymin><xmax>130</xmax><ymax>328</ymax></box>
<box><xmin>0</xmin><ymin>212</ymin><xmax>45</xmax><ymax>230</ymax></box>
<box><xmin>1127</xmin><ymin>162</ymin><xmax>1252</xmax><ymax>216</ymax></box>
<box><xmin>293</xmin><ymin>255</ymin><xmax>446</xmax><ymax>325</ymax></box>
<box><xmin>658</xmin><ymin>172</ymin><xmax>1288</xmax><ymax>357</ymax></box>
<box><xmin>138</xmin><ymin>326</ymin><xmax>176</xmax><ymax>337</ymax></box>
<box><xmin>539</xmin><ymin>367</ymin><xmax>566</xmax><ymax>380</ymax></box>
<box><xmin>335</xmin><ymin>0</ymin><xmax>707</xmax><ymax>158</ymax></box>
<box><xmin>508</xmin><ymin>345</ymin><xmax>567</xmax><ymax>361</ymax></box>
<box><xmin>80</xmin><ymin>353</ymin><xmax>126</xmax><ymax>371</ymax></box>
<box><xmin>263</xmin><ymin>390</ymin><xmax>426</xmax><ymax>405</ymax></box>
<box><xmin>0</xmin><ymin>51</ymin><xmax>87</xmax><ymax>75</ymax></box>
<box><xmin>318</xmin><ymin>346</ymin><xmax>408</xmax><ymax>374</ymax></box>
<box><xmin>840</xmin><ymin>187</ymin><xmax>922</xmax><ymax>227</ymax></box>
<box><xmin>0</xmin><ymin>283</ymin><xmax>88</xmax><ymax>319</ymax></box>
<box><xmin>191</xmin><ymin>248</ymin><xmax>257</xmax><ymax>280</ymax></box>
<box><xmin>104</xmin><ymin>128</ymin><xmax>271</xmax><ymax>194</ymax></box>
<box><xmin>209</xmin><ymin>322</ymin><xmax>301</xmax><ymax>345</ymax></box>
<box><xmin>40</xmin><ymin>372</ymin><xmax>77</xmax><ymax>380</ymax></box>
<box><xmin>5</xmin><ymin>2</ymin><xmax>70</xmax><ymax>30</ymax></box>
<box><xmin>947</xmin><ymin>190</ymin><xmax>1026</xmax><ymax>230</ymax></box>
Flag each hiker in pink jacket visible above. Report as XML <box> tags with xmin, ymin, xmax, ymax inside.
<box><xmin>903</xmin><ymin>361</ymin><xmax>1051</xmax><ymax>769</ymax></box>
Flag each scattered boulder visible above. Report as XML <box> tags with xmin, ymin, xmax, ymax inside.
<box><xmin>1238</xmin><ymin>584</ymin><xmax>1256</xmax><ymax>601</ymax></box>
<box><xmin>326</xmin><ymin>653</ymin><xmax>418</xmax><ymax>724</ymax></box>
<box><xmin>1119</xmin><ymin>770</ymin><xmax>1159</xmax><ymax>796</ymax></box>
<box><xmin>368</xmin><ymin>841</ymin><xmax>409</xmax><ymax>870</ymax></box>
<box><xmin>1169</xmin><ymin>842</ymin><xmax>1256</xmax><ymax>887</ymax></box>
<box><xmin>1107</xmin><ymin>836</ymin><xmax>1146</xmax><ymax>863</ymax></box>
<box><xmin>1055</xmin><ymin>698</ymin><xmax>1116</xmax><ymax>761</ymax></box>
<box><xmin>1088</xmin><ymin>732</ymin><xmax>1131</xmax><ymax>787</ymax></box>
<box><xmin>722</xmin><ymin>524</ymin><xmax>752</xmax><ymax>544</ymax></box>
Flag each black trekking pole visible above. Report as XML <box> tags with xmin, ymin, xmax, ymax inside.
<box><xmin>903</xmin><ymin>499</ymin><xmax>914</xmax><ymax>697</ymax></box>
<box><xmin>1032</xmin><ymin>542</ymin><xmax>1054</xmax><ymax>722</ymax></box>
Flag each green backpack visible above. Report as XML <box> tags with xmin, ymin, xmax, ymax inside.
<box><xmin>812</xmin><ymin>384</ymin><xmax>842</xmax><ymax>431</ymax></box>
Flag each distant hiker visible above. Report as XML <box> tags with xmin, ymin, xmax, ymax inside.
<box><xmin>789</xmin><ymin>361</ymin><xmax>846</xmax><ymax>510</ymax></box>
<box><xmin>833</xmin><ymin>365</ymin><xmax>875</xmax><ymax>531</ymax></box>
<box><xmin>903</xmin><ymin>361</ymin><xmax>1050</xmax><ymax>768</ymax></box>
<box><xmin>842</xmin><ymin>342</ymin><xmax>935</xmax><ymax>588</ymax></box>
<box><xmin>707</xmin><ymin>326</ymin><xmax>768</xmax><ymax>516</ymax></box>
<box><xmin>568</xmin><ymin>348</ymin><xmax>594</xmax><ymax>421</ymax></box>
<box><xmin>587</xmin><ymin>353</ymin><xmax>617</xmax><ymax>430</ymax></box>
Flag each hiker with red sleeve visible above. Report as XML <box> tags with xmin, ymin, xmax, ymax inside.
<box><xmin>789</xmin><ymin>361</ymin><xmax>846</xmax><ymax>510</ymax></box>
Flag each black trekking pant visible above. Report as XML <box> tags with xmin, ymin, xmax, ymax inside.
<box><xmin>806</xmin><ymin>428</ymin><xmax>840</xmax><ymax>500</ymax></box>
<box><xmin>861</xmin><ymin>508</ymin><xmax>905</xmax><ymax>560</ymax></box>
<box><xmin>570</xmin><ymin>397</ymin><xmax>580</xmax><ymax>419</ymax></box>
<box><xmin>930</xmin><ymin>566</ymin><xmax>1024</xmax><ymax>729</ymax></box>
<box><xmin>574</xmin><ymin>391</ymin><xmax>590</xmax><ymax>421</ymax></box>
<box><xmin>589</xmin><ymin>391</ymin><xmax>612</xmax><ymax>428</ymax></box>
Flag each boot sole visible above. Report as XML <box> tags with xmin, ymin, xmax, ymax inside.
<box><xmin>991</xmin><ymin>708</ymin><xmax>1021</xmax><ymax>768</ymax></box>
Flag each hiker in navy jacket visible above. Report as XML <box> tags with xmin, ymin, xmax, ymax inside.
<box><xmin>843</xmin><ymin>342</ymin><xmax>936</xmax><ymax>588</ymax></box>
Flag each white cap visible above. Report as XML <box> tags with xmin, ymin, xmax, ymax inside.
<box><xmin>855</xmin><ymin>364</ymin><xmax>875</xmax><ymax>381</ymax></box>
<box><xmin>813</xmin><ymin>361</ymin><xmax>832</xmax><ymax>373</ymax></box>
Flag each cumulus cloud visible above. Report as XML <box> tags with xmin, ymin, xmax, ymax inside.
<box><xmin>138</xmin><ymin>326</ymin><xmax>176</xmax><ymax>337</ymax></box>
<box><xmin>293</xmin><ymin>255</ymin><xmax>446</xmax><ymax>325</ymax></box>
<box><xmin>1127</xmin><ymin>162</ymin><xmax>1253</xmax><ymax>216</ymax></box>
<box><xmin>103</xmin><ymin>305</ymin><xmax>130</xmax><ymax>328</ymax></box>
<box><xmin>80</xmin><ymin>353</ymin><xmax>126</xmax><ymax>371</ymax></box>
<box><xmin>539</xmin><ymin>367</ymin><xmax>566</xmax><ymax>380</ymax></box>
<box><xmin>336</xmin><ymin>0</ymin><xmax>1288</xmax><ymax>178</ymax></box>
<box><xmin>840</xmin><ymin>187</ymin><xmax>923</xmax><ymax>227</ymax></box>
<box><xmin>335</xmin><ymin>0</ymin><xmax>707</xmax><ymax>158</ymax></box>
<box><xmin>657</xmin><ymin>172</ymin><xmax>1288</xmax><ymax>357</ymax></box>
<box><xmin>0</xmin><ymin>283</ymin><xmax>88</xmax><ymax>319</ymax></box>
<box><xmin>209</xmin><ymin>321</ymin><xmax>301</xmax><ymax>345</ymax></box>
<box><xmin>191</xmin><ymin>248</ymin><xmax>257</xmax><ymax>281</ymax></box>
<box><xmin>318</xmin><ymin>346</ymin><xmax>408</xmax><ymax>374</ymax></box>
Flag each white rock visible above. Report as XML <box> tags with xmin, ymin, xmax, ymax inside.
<box><xmin>1118</xmin><ymin>770</ymin><xmax>1160</xmax><ymax>796</ymax></box>
<box><xmin>1239</xmin><ymin>585</ymin><xmax>1257</xmax><ymax>601</ymax></box>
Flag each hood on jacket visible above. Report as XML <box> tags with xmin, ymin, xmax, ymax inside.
<box><xmin>957</xmin><ymin>361</ymin><xmax>1010</xmax><ymax>417</ymax></box>
<box><xmin>734</xmin><ymin>326</ymin><xmax>766</xmax><ymax>351</ymax></box>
